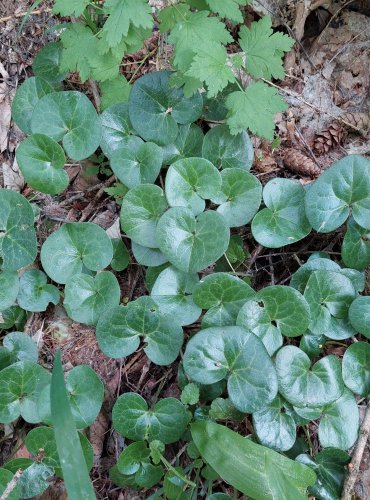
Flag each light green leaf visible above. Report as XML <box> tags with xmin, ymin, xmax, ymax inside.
<box><xmin>100</xmin><ymin>74</ymin><xmax>131</xmax><ymax>111</ymax></box>
<box><xmin>211</xmin><ymin>168</ymin><xmax>261</xmax><ymax>227</ymax></box>
<box><xmin>32</xmin><ymin>42</ymin><xmax>66</xmax><ymax>85</ymax></box>
<box><xmin>162</xmin><ymin>124</ymin><xmax>204</xmax><ymax>165</ymax></box>
<box><xmin>131</xmin><ymin>242</ymin><xmax>168</xmax><ymax>267</ymax></box>
<box><xmin>165</xmin><ymin>158</ymin><xmax>221</xmax><ymax>215</ymax></box>
<box><xmin>181</xmin><ymin>383</ymin><xmax>200</xmax><ymax>405</ymax></box>
<box><xmin>252</xmin><ymin>178</ymin><xmax>311</xmax><ymax>247</ymax></box>
<box><xmin>31</xmin><ymin>91</ymin><xmax>101</xmax><ymax>161</ymax></box>
<box><xmin>0</xmin><ymin>271</ymin><xmax>19</xmax><ymax>311</ymax></box>
<box><xmin>53</xmin><ymin>0</ymin><xmax>89</xmax><ymax>16</ymax></box>
<box><xmin>0</xmin><ymin>332</ymin><xmax>38</xmax><ymax>371</ymax></box>
<box><xmin>112</xmin><ymin>392</ymin><xmax>189</xmax><ymax>444</ymax></box>
<box><xmin>192</xmin><ymin>421</ymin><xmax>316</xmax><ymax>500</ymax></box>
<box><xmin>183</xmin><ymin>326</ymin><xmax>278</xmax><ymax>413</ymax></box>
<box><xmin>156</xmin><ymin>207</ymin><xmax>230</xmax><ymax>273</ymax></box>
<box><xmin>349</xmin><ymin>295</ymin><xmax>370</xmax><ymax>339</ymax></box>
<box><xmin>111</xmin><ymin>238</ymin><xmax>130</xmax><ymax>272</ymax></box>
<box><xmin>305</xmin><ymin>154</ymin><xmax>370</xmax><ymax>232</ymax></box>
<box><xmin>0</xmin><ymin>306</ymin><xmax>27</xmax><ymax>331</ymax></box>
<box><xmin>202</xmin><ymin>124</ymin><xmax>254</xmax><ymax>170</ymax></box>
<box><xmin>0</xmin><ymin>468</ymin><xmax>21</xmax><ymax>500</ymax></box>
<box><xmin>41</xmin><ymin>222</ymin><xmax>113</xmax><ymax>284</ymax></box>
<box><xmin>205</xmin><ymin>0</ymin><xmax>248</xmax><ymax>23</ymax></box>
<box><xmin>118</xmin><ymin>441</ymin><xmax>150</xmax><ymax>475</ymax></box>
<box><xmin>275</xmin><ymin>346</ymin><xmax>344</xmax><ymax>408</ymax></box>
<box><xmin>3</xmin><ymin>460</ymin><xmax>53</xmax><ymax>499</ymax></box>
<box><xmin>135</xmin><ymin>462</ymin><xmax>164</xmax><ymax>488</ymax></box>
<box><xmin>100</xmin><ymin>102</ymin><xmax>133</xmax><ymax>157</ymax></box>
<box><xmin>342</xmin><ymin>342</ymin><xmax>370</xmax><ymax>396</ymax></box>
<box><xmin>158</xmin><ymin>4</ymin><xmax>191</xmax><ymax>32</ymax></box>
<box><xmin>64</xmin><ymin>271</ymin><xmax>120</xmax><ymax>325</ymax></box>
<box><xmin>342</xmin><ymin>217</ymin><xmax>370</xmax><ymax>271</ymax></box>
<box><xmin>290</xmin><ymin>257</ymin><xmax>341</xmax><ymax>293</ymax></box>
<box><xmin>17</xmin><ymin>269</ymin><xmax>59</xmax><ymax>312</ymax></box>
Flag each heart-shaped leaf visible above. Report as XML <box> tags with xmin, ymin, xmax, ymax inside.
<box><xmin>202</xmin><ymin>124</ymin><xmax>253</xmax><ymax>170</ymax></box>
<box><xmin>31</xmin><ymin>91</ymin><xmax>102</xmax><ymax>160</ymax></box>
<box><xmin>64</xmin><ymin>271</ymin><xmax>120</xmax><ymax>325</ymax></box>
<box><xmin>252</xmin><ymin>395</ymin><xmax>296</xmax><ymax>452</ymax></box>
<box><xmin>0</xmin><ymin>468</ymin><xmax>21</xmax><ymax>500</ymax></box>
<box><xmin>349</xmin><ymin>295</ymin><xmax>370</xmax><ymax>339</ymax></box>
<box><xmin>32</xmin><ymin>42</ymin><xmax>66</xmax><ymax>85</ymax></box>
<box><xmin>299</xmin><ymin>331</ymin><xmax>326</xmax><ymax>358</ymax></box>
<box><xmin>162</xmin><ymin>123</ymin><xmax>203</xmax><ymax>165</ymax></box>
<box><xmin>275</xmin><ymin>346</ymin><xmax>344</xmax><ymax>408</ymax></box>
<box><xmin>165</xmin><ymin>158</ymin><xmax>221</xmax><ymax>215</ymax></box>
<box><xmin>183</xmin><ymin>326</ymin><xmax>278</xmax><ymax>413</ymax></box>
<box><xmin>304</xmin><ymin>270</ymin><xmax>356</xmax><ymax>337</ymax></box>
<box><xmin>3</xmin><ymin>460</ymin><xmax>53</xmax><ymax>499</ymax></box>
<box><xmin>17</xmin><ymin>269</ymin><xmax>59</xmax><ymax>312</ymax></box>
<box><xmin>156</xmin><ymin>207</ymin><xmax>230</xmax><ymax>273</ymax></box>
<box><xmin>0</xmin><ymin>361</ymin><xmax>50</xmax><ymax>424</ymax></box>
<box><xmin>16</xmin><ymin>134</ymin><xmax>68</xmax><ymax>195</ymax></box>
<box><xmin>210</xmin><ymin>168</ymin><xmax>261</xmax><ymax>227</ymax></box>
<box><xmin>0</xmin><ymin>271</ymin><xmax>19</xmax><ymax>311</ymax></box>
<box><xmin>0</xmin><ymin>332</ymin><xmax>38</xmax><ymax>371</ymax></box>
<box><xmin>100</xmin><ymin>102</ymin><xmax>133</xmax><ymax>157</ymax></box>
<box><xmin>111</xmin><ymin>138</ymin><xmax>163</xmax><ymax>188</ymax></box>
<box><xmin>342</xmin><ymin>218</ymin><xmax>370</xmax><ymax>271</ymax></box>
<box><xmin>192</xmin><ymin>272</ymin><xmax>255</xmax><ymax>327</ymax></box>
<box><xmin>41</xmin><ymin>222</ymin><xmax>113</xmax><ymax>284</ymax></box>
<box><xmin>129</xmin><ymin>70</ymin><xmax>203</xmax><ymax>146</ymax></box>
<box><xmin>131</xmin><ymin>241</ymin><xmax>168</xmax><ymax>267</ymax></box>
<box><xmin>237</xmin><ymin>286</ymin><xmax>310</xmax><ymax>355</ymax></box>
<box><xmin>342</xmin><ymin>342</ymin><xmax>370</xmax><ymax>396</ymax></box>
<box><xmin>120</xmin><ymin>184</ymin><xmax>168</xmax><ymax>248</ymax></box>
<box><xmin>0</xmin><ymin>189</ymin><xmax>37</xmax><ymax>271</ymax></box>
<box><xmin>151</xmin><ymin>266</ymin><xmax>201</xmax><ymax>326</ymax></box>
<box><xmin>0</xmin><ymin>306</ymin><xmax>27</xmax><ymax>331</ymax></box>
<box><xmin>118</xmin><ymin>441</ymin><xmax>150</xmax><ymax>475</ymax></box>
<box><xmin>290</xmin><ymin>257</ymin><xmax>341</xmax><ymax>293</ymax></box>
<box><xmin>252</xmin><ymin>178</ymin><xmax>311</xmax><ymax>247</ymax></box>
<box><xmin>96</xmin><ymin>296</ymin><xmax>183</xmax><ymax>365</ymax></box>
<box><xmin>111</xmin><ymin>238</ymin><xmax>130</xmax><ymax>272</ymax></box>
<box><xmin>112</xmin><ymin>392</ymin><xmax>189</xmax><ymax>444</ymax></box>
<box><xmin>305</xmin><ymin>154</ymin><xmax>370</xmax><ymax>232</ymax></box>
<box><xmin>11</xmin><ymin>76</ymin><xmax>54</xmax><ymax>134</ymax></box>
<box><xmin>38</xmin><ymin>364</ymin><xmax>104</xmax><ymax>429</ymax></box>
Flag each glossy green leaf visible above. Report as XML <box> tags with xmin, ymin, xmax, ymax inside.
<box><xmin>120</xmin><ymin>184</ymin><xmax>168</xmax><ymax>248</ymax></box>
<box><xmin>342</xmin><ymin>218</ymin><xmax>370</xmax><ymax>271</ymax></box>
<box><xmin>183</xmin><ymin>326</ymin><xmax>278</xmax><ymax>413</ymax></box>
<box><xmin>96</xmin><ymin>296</ymin><xmax>183</xmax><ymax>365</ymax></box>
<box><xmin>112</xmin><ymin>392</ymin><xmax>189</xmax><ymax>444</ymax></box>
<box><xmin>111</xmin><ymin>238</ymin><xmax>130</xmax><ymax>271</ymax></box>
<box><xmin>163</xmin><ymin>467</ymin><xmax>189</xmax><ymax>499</ymax></box>
<box><xmin>340</xmin><ymin>268</ymin><xmax>365</xmax><ymax>293</ymax></box>
<box><xmin>100</xmin><ymin>102</ymin><xmax>133</xmax><ymax>157</ymax></box>
<box><xmin>156</xmin><ymin>207</ymin><xmax>230</xmax><ymax>273</ymax></box>
<box><xmin>3</xmin><ymin>459</ymin><xmax>53</xmax><ymax>499</ymax></box>
<box><xmin>131</xmin><ymin>241</ymin><xmax>168</xmax><ymax>267</ymax></box>
<box><xmin>50</xmin><ymin>351</ymin><xmax>96</xmax><ymax>500</ymax></box>
<box><xmin>209</xmin><ymin>398</ymin><xmax>245</xmax><ymax>422</ymax></box>
<box><xmin>135</xmin><ymin>462</ymin><xmax>164</xmax><ymax>488</ymax></box>
<box><xmin>253</xmin><ymin>395</ymin><xmax>296</xmax><ymax>452</ymax></box>
<box><xmin>304</xmin><ymin>270</ymin><xmax>356</xmax><ymax>337</ymax></box>
<box><xmin>275</xmin><ymin>346</ymin><xmax>344</xmax><ymax>408</ymax></box>
<box><xmin>0</xmin><ymin>361</ymin><xmax>50</xmax><ymax>423</ymax></box>
<box><xmin>0</xmin><ymin>306</ymin><xmax>27</xmax><ymax>331</ymax></box>
<box><xmin>165</xmin><ymin>158</ymin><xmax>221</xmax><ymax>215</ymax></box>
<box><xmin>32</xmin><ymin>42</ymin><xmax>66</xmax><ymax>85</ymax></box>
<box><xmin>252</xmin><ymin>178</ymin><xmax>311</xmax><ymax>247</ymax></box>
<box><xmin>290</xmin><ymin>257</ymin><xmax>341</xmax><ymax>294</ymax></box>
<box><xmin>16</xmin><ymin>134</ymin><xmax>68</xmax><ymax>195</ymax></box>
<box><xmin>202</xmin><ymin>124</ymin><xmax>253</xmax><ymax>170</ymax></box>
<box><xmin>299</xmin><ymin>331</ymin><xmax>326</xmax><ymax>358</ymax></box>
<box><xmin>0</xmin><ymin>271</ymin><xmax>19</xmax><ymax>311</ymax></box>
<box><xmin>0</xmin><ymin>468</ymin><xmax>21</xmax><ymax>500</ymax></box>
<box><xmin>31</xmin><ymin>91</ymin><xmax>102</xmax><ymax>160</ymax></box>
<box><xmin>0</xmin><ymin>332</ymin><xmax>38</xmax><ymax>371</ymax></box>
<box><xmin>192</xmin><ymin>421</ymin><xmax>316</xmax><ymax>500</ymax></box>
<box><xmin>117</xmin><ymin>441</ymin><xmax>150</xmax><ymax>475</ymax></box>
<box><xmin>17</xmin><ymin>269</ymin><xmax>59</xmax><ymax>312</ymax></box>
<box><xmin>342</xmin><ymin>342</ymin><xmax>370</xmax><ymax>396</ymax></box>
<box><xmin>193</xmin><ymin>272</ymin><xmax>255</xmax><ymax>327</ymax></box>
<box><xmin>349</xmin><ymin>295</ymin><xmax>370</xmax><ymax>338</ymax></box>
<box><xmin>64</xmin><ymin>271</ymin><xmax>120</xmax><ymax>325</ymax></box>
<box><xmin>210</xmin><ymin>169</ymin><xmax>261</xmax><ymax>227</ymax></box>
<box><xmin>41</xmin><ymin>222</ymin><xmax>113</xmax><ymax>284</ymax></box>
<box><xmin>111</xmin><ymin>138</ymin><xmax>163</xmax><ymax>188</ymax></box>
<box><xmin>305</xmin><ymin>154</ymin><xmax>370</xmax><ymax>232</ymax></box>
<box><xmin>151</xmin><ymin>266</ymin><xmax>201</xmax><ymax>326</ymax></box>
<box><xmin>129</xmin><ymin>70</ymin><xmax>203</xmax><ymax>146</ymax></box>
<box><xmin>162</xmin><ymin>123</ymin><xmax>203</xmax><ymax>165</ymax></box>
<box><xmin>11</xmin><ymin>77</ymin><xmax>54</xmax><ymax>134</ymax></box>
<box><xmin>0</xmin><ymin>189</ymin><xmax>37</xmax><ymax>271</ymax></box>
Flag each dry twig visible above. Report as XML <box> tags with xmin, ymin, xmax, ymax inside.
<box><xmin>0</xmin><ymin>469</ymin><xmax>22</xmax><ymax>500</ymax></box>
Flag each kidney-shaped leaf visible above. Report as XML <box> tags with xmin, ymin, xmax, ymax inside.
<box><xmin>252</xmin><ymin>178</ymin><xmax>311</xmax><ymax>248</ymax></box>
<box><xmin>17</xmin><ymin>269</ymin><xmax>59</xmax><ymax>312</ymax></box>
<box><xmin>131</xmin><ymin>242</ymin><xmax>168</xmax><ymax>267</ymax></box>
<box><xmin>305</xmin><ymin>154</ymin><xmax>370</xmax><ymax>232</ymax></box>
<box><xmin>349</xmin><ymin>295</ymin><xmax>370</xmax><ymax>339</ymax></box>
<box><xmin>342</xmin><ymin>218</ymin><xmax>370</xmax><ymax>271</ymax></box>
<box><xmin>0</xmin><ymin>332</ymin><xmax>38</xmax><ymax>372</ymax></box>
<box><xmin>100</xmin><ymin>102</ymin><xmax>133</xmax><ymax>157</ymax></box>
<box><xmin>112</xmin><ymin>392</ymin><xmax>189</xmax><ymax>444</ymax></box>
<box><xmin>0</xmin><ymin>271</ymin><xmax>19</xmax><ymax>311</ymax></box>
<box><xmin>16</xmin><ymin>134</ymin><xmax>68</xmax><ymax>195</ymax></box>
<box><xmin>342</xmin><ymin>342</ymin><xmax>370</xmax><ymax>396</ymax></box>
<box><xmin>41</xmin><ymin>222</ymin><xmax>113</xmax><ymax>284</ymax></box>
<box><xmin>275</xmin><ymin>346</ymin><xmax>344</xmax><ymax>408</ymax></box>
<box><xmin>192</xmin><ymin>421</ymin><xmax>316</xmax><ymax>500</ymax></box>
<box><xmin>31</xmin><ymin>91</ymin><xmax>101</xmax><ymax>160</ymax></box>
<box><xmin>290</xmin><ymin>257</ymin><xmax>341</xmax><ymax>294</ymax></box>
<box><xmin>183</xmin><ymin>326</ymin><xmax>278</xmax><ymax>413</ymax></box>
<box><xmin>32</xmin><ymin>41</ymin><xmax>66</xmax><ymax>85</ymax></box>
<box><xmin>162</xmin><ymin>123</ymin><xmax>203</xmax><ymax>165</ymax></box>
<box><xmin>156</xmin><ymin>207</ymin><xmax>230</xmax><ymax>273</ymax></box>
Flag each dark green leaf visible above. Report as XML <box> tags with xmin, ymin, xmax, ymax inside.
<box><xmin>132</xmin><ymin>242</ymin><xmax>168</xmax><ymax>267</ymax></box>
<box><xmin>349</xmin><ymin>295</ymin><xmax>370</xmax><ymax>339</ymax></box>
<box><xmin>342</xmin><ymin>218</ymin><xmax>370</xmax><ymax>271</ymax></box>
<box><xmin>0</xmin><ymin>271</ymin><xmax>19</xmax><ymax>311</ymax></box>
<box><xmin>100</xmin><ymin>102</ymin><xmax>133</xmax><ymax>157</ymax></box>
<box><xmin>17</xmin><ymin>269</ymin><xmax>59</xmax><ymax>312</ymax></box>
<box><xmin>162</xmin><ymin>123</ymin><xmax>203</xmax><ymax>165</ymax></box>
<box><xmin>0</xmin><ymin>332</ymin><xmax>38</xmax><ymax>371</ymax></box>
<box><xmin>0</xmin><ymin>468</ymin><xmax>21</xmax><ymax>499</ymax></box>
<box><xmin>32</xmin><ymin>42</ymin><xmax>66</xmax><ymax>85</ymax></box>
<box><xmin>342</xmin><ymin>342</ymin><xmax>370</xmax><ymax>396</ymax></box>
<box><xmin>111</xmin><ymin>238</ymin><xmax>130</xmax><ymax>271</ymax></box>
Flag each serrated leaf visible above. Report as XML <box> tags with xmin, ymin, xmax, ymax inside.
<box><xmin>112</xmin><ymin>392</ymin><xmax>189</xmax><ymax>444</ymax></box>
<box><xmin>41</xmin><ymin>222</ymin><xmax>113</xmax><ymax>284</ymax></box>
<box><xmin>162</xmin><ymin>123</ymin><xmax>204</xmax><ymax>165</ymax></box>
<box><xmin>342</xmin><ymin>217</ymin><xmax>370</xmax><ymax>271</ymax></box>
<box><xmin>17</xmin><ymin>269</ymin><xmax>59</xmax><ymax>312</ymax></box>
<box><xmin>0</xmin><ymin>332</ymin><xmax>38</xmax><ymax>371</ymax></box>
<box><xmin>342</xmin><ymin>342</ymin><xmax>370</xmax><ymax>396</ymax></box>
<box><xmin>305</xmin><ymin>154</ymin><xmax>370</xmax><ymax>232</ymax></box>
<box><xmin>275</xmin><ymin>346</ymin><xmax>344</xmax><ymax>408</ymax></box>
<box><xmin>0</xmin><ymin>271</ymin><xmax>19</xmax><ymax>311</ymax></box>
<box><xmin>349</xmin><ymin>295</ymin><xmax>370</xmax><ymax>338</ymax></box>
<box><xmin>252</xmin><ymin>178</ymin><xmax>311</xmax><ymax>247</ymax></box>
<box><xmin>226</xmin><ymin>83</ymin><xmax>287</xmax><ymax>139</ymax></box>
<box><xmin>132</xmin><ymin>242</ymin><xmax>168</xmax><ymax>267</ymax></box>
<box><xmin>32</xmin><ymin>42</ymin><xmax>66</xmax><ymax>85</ymax></box>
<box><xmin>53</xmin><ymin>0</ymin><xmax>89</xmax><ymax>16</ymax></box>
<box><xmin>100</xmin><ymin>75</ymin><xmax>131</xmax><ymax>111</ymax></box>
<box><xmin>158</xmin><ymin>4</ymin><xmax>191</xmax><ymax>32</ymax></box>
<box><xmin>100</xmin><ymin>102</ymin><xmax>133</xmax><ymax>157</ymax></box>
<box><xmin>205</xmin><ymin>0</ymin><xmax>248</xmax><ymax>23</ymax></box>
<box><xmin>183</xmin><ymin>326</ymin><xmax>278</xmax><ymax>413</ymax></box>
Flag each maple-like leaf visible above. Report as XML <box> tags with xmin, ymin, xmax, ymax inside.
<box><xmin>187</xmin><ymin>44</ymin><xmax>236</xmax><ymax>97</ymax></box>
<box><xmin>205</xmin><ymin>0</ymin><xmax>250</xmax><ymax>23</ymax></box>
<box><xmin>158</xmin><ymin>4</ymin><xmax>191</xmax><ymax>32</ymax></box>
<box><xmin>102</xmin><ymin>0</ymin><xmax>153</xmax><ymax>48</ymax></box>
<box><xmin>53</xmin><ymin>0</ymin><xmax>89</xmax><ymax>16</ymax></box>
<box><xmin>239</xmin><ymin>16</ymin><xmax>294</xmax><ymax>80</ymax></box>
<box><xmin>226</xmin><ymin>82</ymin><xmax>287</xmax><ymax>139</ymax></box>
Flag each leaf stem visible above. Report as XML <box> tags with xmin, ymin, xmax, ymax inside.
<box><xmin>159</xmin><ymin>453</ymin><xmax>196</xmax><ymax>488</ymax></box>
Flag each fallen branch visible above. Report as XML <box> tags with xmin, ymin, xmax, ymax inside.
<box><xmin>0</xmin><ymin>469</ymin><xmax>22</xmax><ymax>500</ymax></box>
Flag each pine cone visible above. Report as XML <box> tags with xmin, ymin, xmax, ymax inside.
<box><xmin>341</xmin><ymin>112</ymin><xmax>369</xmax><ymax>136</ymax></box>
<box><xmin>283</xmin><ymin>149</ymin><xmax>321</xmax><ymax>177</ymax></box>
<box><xmin>314</xmin><ymin>122</ymin><xmax>346</xmax><ymax>154</ymax></box>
